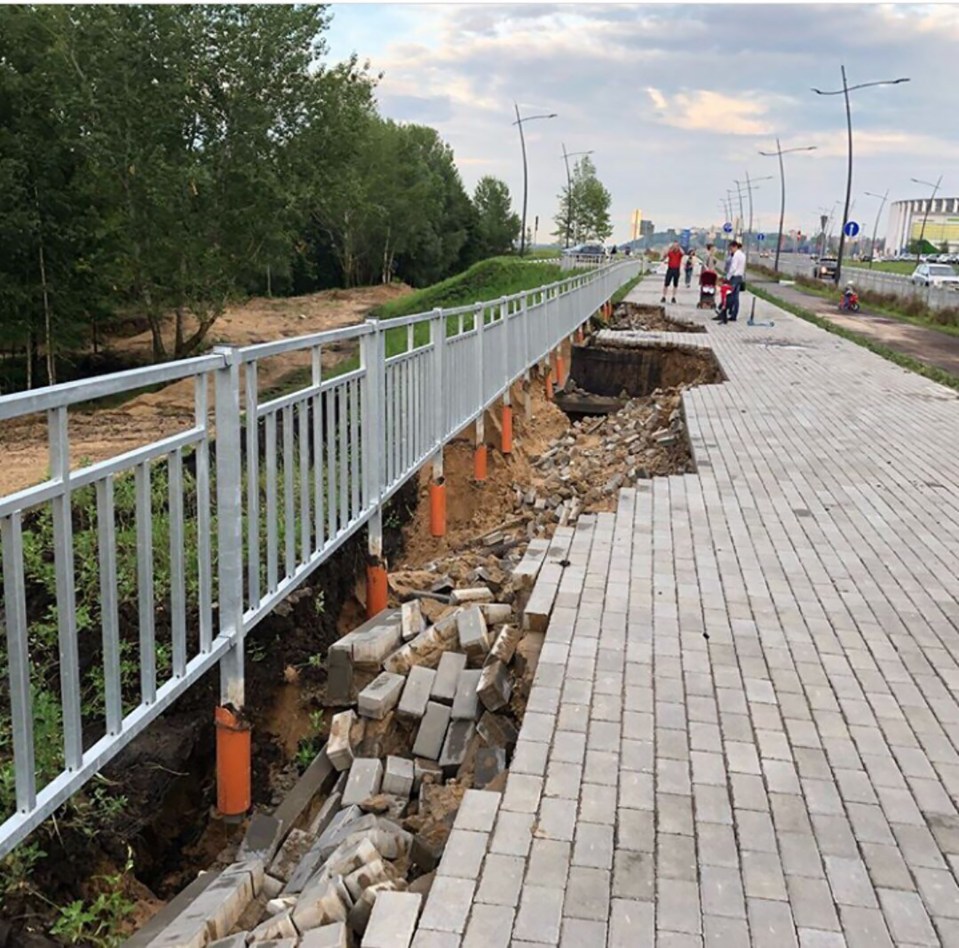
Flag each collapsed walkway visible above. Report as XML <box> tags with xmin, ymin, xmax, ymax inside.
<box><xmin>410</xmin><ymin>282</ymin><xmax>959</xmax><ymax>946</ymax></box>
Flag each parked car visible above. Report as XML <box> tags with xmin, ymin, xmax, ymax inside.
<box><xmin>812</xmin><ymin>256</ymin><xmax>839</xmax><ymax>280</ymax></box>
<box><xmin>911</xmin><ymin>263</ymin><xmax>959</xmax><ymax>288</ymax></box>
<box><xmin>561</xmin><ymin>243</ymin><xmax>604</xmax><ymax>257</ymax></box>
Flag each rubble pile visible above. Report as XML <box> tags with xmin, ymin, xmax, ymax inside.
<box><xmin>605</xmin><ymin>300</ymin><xmax>706</xmax><ymax>333</ymax></box>
<box><xmin>516</xmin><ymin>387</ymin><xmax>694</xmax><ymax>522</ymax></box>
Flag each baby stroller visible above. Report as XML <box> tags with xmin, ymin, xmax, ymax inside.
<box><xmin>698</xmin><ymin>268</ymin><xmax>718</xmax><ymax>309</ymax></box>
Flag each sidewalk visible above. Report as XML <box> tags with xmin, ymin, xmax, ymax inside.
<box><xmin>410</xmin><ymin>279</ymin><xmax>959</xmax><ymax>947</ymax></box>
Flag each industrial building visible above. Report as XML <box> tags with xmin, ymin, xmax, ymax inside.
<box><xmin>887</xmin><ymin>196</ymin><xmax>959</xmax><ymax>254</ymax></box>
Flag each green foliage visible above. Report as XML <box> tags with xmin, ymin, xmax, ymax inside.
<box><xmin>611</xmin><ymin>273</ymin><xmax>646</xmax><ymax>305</ymax></box>
<box><xmin>908</xmin><ymin>238</ymin><xmax>939</xmax><ymax>256</ymax></box>
<box><xmin>50</xmin><ymin>851</ymin><xmax>136</xmax><ymax>948</ymax></box>
<box><xmin>469</xmin><ymin>177</ymin><xmax>521</xmax><ymax>260</ymax></box>
<box><xmin>371</xmin><ymin>257</ymin><xmax>567</xmax><ymax>320</ymax></box>
<box><xmin>553</xmin><ymin>156</ymin><xmax>612</xmax><ymax>245</ymax></box>
<box><xmin>293</xmin><ymin>709</ymin><xmax>327</xmax><ymax>773</ymax></box>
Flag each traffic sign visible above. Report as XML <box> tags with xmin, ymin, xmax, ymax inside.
<box><xmin>680</xmin><ymin>228</ymin><xmax>691</xmax><ymax>249</ymax></box>
<box><xmin>757</xmin><ymin>233</ymin><xmax>766</xmax><ymax>242</ymax></box>
<box><xmin>843</xmin><ymin>220</ymin><xmax>860</xmax><ymax>238</ymax></box>
<box><xmin>723</xmin><ymin>222</ymin><xmax>733</xmax><ymax>234</ymax></box>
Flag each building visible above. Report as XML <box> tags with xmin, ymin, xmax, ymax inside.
<box><xmin>639</xmin><ymin>220</ymin><xmax>654</xmax><ymax>237</ymax></box>
<box><xmin>887</xmin><ymin>196</ymin><xmax>959</xmax><ymax>254</ymax></box>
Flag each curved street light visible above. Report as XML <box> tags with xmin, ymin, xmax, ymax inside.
<box><xmin>811</xmin><ymin>69</ymin><xmax>910</xmax><ymax>284</ymax></box>
<box><xmin>513</xmin><ymin>103</ymin><xmax>557</xmax><ymax>255</ymax></box>
<box><xmin>910</xmin><ymin>175</ymin><xmax>943</xmax><ymax>265</ymax></box>
<box><xmin>759</xmin><ymin>140</ymin><xmax>818</xmax><ymax>271</ymax></box>
<box><xmin>863</xmin><ymin>189</ymin><xmax>889</xmax><ymax>267</ymax></box>
<box><xmin>734</xmin><ymin>174</ymin><xmax>774</xmax><ymax>260</ymax></box>
<box><xmin>562</xmin><ymin>145</ymin><xmax>594</xmax><ymax>248</ymax></box>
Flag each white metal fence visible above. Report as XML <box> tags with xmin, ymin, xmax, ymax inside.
<box><xmin>0</xmin><ymin>258</ymin><xmax>643</xmax><ymax>856</ymax></box>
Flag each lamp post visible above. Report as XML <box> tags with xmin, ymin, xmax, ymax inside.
<box><xmin>811</xmin><ymin>68</ymin><xmax>910</xmax><ymax>284</ymax></box>
<box><xmin>734</xmin><ymin>174</ymin><xmax>774</xmax><ymax>260</ymax></box>
<box><xmin>864</xmin><ymin>189</ymin><xmax>889</xmax><ymax>267</ymax></box>
<box><xmin>513</xmin><ymin>103</ymin><xmax>557</xmax><ymax>256</ymax></box>
<box><xmin>562</xmin><ymin>145</ymin><xmax>594</xmax><ymax>248</ymax></box>
<box><xmin>911</xmin><ymin>175</ymin><xmax>943</xmax><ymax>265</ymax></box>
<box><xmin>759</xmin><ymin>139</ymin><xmax>817</xmax><ymax>272</ymax></box>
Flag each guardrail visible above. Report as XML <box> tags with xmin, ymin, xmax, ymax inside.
<box><xmin>559</xmin><ymin>253</ymin><xmax>636</xmax><ymax>271</ymax></box>
<box><xmin>0</xmin><ymin>257</ymin><xmax>644</xmax><ymax>856</ymax></box>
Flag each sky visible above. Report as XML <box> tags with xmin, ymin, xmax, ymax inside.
<box><xmin>324</xmin><ymin>3</ymin><xmax>959</xmax><ymax>244</ymax></box>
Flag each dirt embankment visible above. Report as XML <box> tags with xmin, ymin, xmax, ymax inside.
<box><xmin>0</xmin><ymin>284</ymin><xmax>410</xmax><ymax>496</ymax></box>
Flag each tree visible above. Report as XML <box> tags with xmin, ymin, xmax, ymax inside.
<box><xmin>553</xmin><ymin>156</ymin><xmax>612</xmax><ymax>244</ymax></box>
<box><xmin>470</xmin><ymin>177</ymin><xmax>520</xmax><ymax>259</ymax></box>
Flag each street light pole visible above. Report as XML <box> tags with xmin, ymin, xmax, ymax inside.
<box><xmin>513</xmin><ymin>102</ymin><xmax>557</xmax><ymax>256</ymax></box>
<box><xmin>812</xmin><ymin>69</ymin><xmax>909</xmax><ymax>285</ymax></box>
<box><xmin>911</xmin><ymin>175</ymin><xmax>943</xmax><ymax>265</ymax></box>
<box><xmin>734</xmin><ymin>173</ymin><xmax>773</xmax><ymax>261</ymax></box>
<box><xmin>562</xmin><ymin>145</ymin><xmax>594</xmax><ymax>248</ymax></box>
<box><xmin>759</xmin><ymin>138</ymin><xmax>817</xmax><ymax>272</ymax></box>
<box><xmin>864</xmin><ymin>188</ymin><xmax>889</xmax><ymax>267</ymax></box>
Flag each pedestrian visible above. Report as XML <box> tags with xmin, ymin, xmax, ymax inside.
<box><xmin>721</xmin><ymin>238</ymin><xmax>746</xmax><ymax>323</ymax></box>
<box><xmin>684</xmin><ymin>251</ymin><xmax>695</xmax><ymax>287</ymax></box>
<box><xmin>704</xmin><ymin>242</ymin><xmax>717</xmax><ymax>272</ymax></box>
<box><xmin>661</xmin><ymin>241</ymin><xmax>683</xmax><ymax>303</ymax></box>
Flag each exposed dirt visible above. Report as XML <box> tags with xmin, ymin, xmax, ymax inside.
<box><xmin>0</xmin><ymin>284</ymin><xmax>410</xmax><ymax>495</ymax></box>
<box><xmin>607</xmin><ymin>300</ymin><xmax>706</xmax><ymax>333</ymax></box>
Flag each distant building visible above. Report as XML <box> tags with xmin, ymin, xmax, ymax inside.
<box><xmin>887</xmin><ymin>197</ymin><xmax>959</xmax><ymax>254</ymax></box>
<box><xmin>639</xmin><ymin>220</ymin><xmax>654</xmax><ymax>237</ymax></box>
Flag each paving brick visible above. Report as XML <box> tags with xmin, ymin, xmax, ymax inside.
<box><xmin>475</xmin><ymin>853</ymin><xmax>524</xmax><ymax>907</ymax></box>
<box><xmin>413</xmin><ymin>702</ymin><xmax>452</xmax><ymax>761</ymax></box>
<box><xmin>461</xmin><ymin>903</ymin><xmax>512</xmax><ymax>948</ymax></box>
<box><xmin>512</xmin><ymin>886</ymin><xmax>565</xmax><ymax>944</ymax></box>
<box><xmin>418</xmin><ymin>877</ymin><xmax>475</xmax><ymax>934</ymax></box>
<box><xmin>563</xmin><ymin>866</ymin><xmax>610</xmax><ymax>920</ymax></box>
<box><xmin>342</xmin><ymin>758</ymin><xmax>384</xmax><ymax>806</ymax></box>
<box><xmin>877</xmin><ymin>887</ymin><xmax>938</xmax><ymax>945</ymax></box>
<box><xmin>358</xmin><ymin>672</ymin><xmax>406</xmax><ymax>720</ymax></box>
<box><xmin>609</xmin><ymin>898</ymin><xmax>654</xmax><ymax>948</ymax></box>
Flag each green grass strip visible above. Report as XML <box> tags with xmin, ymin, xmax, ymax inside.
<box><xmin>750</xmin><ymin>284</ymin><xmax>959</xmax><ymax>393</ymax></box>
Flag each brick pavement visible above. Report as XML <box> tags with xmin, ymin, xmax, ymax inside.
<box><xmin>411</xmin><ymin>282</ymin><xmax>959</xmax><ymax>947</ymax></box>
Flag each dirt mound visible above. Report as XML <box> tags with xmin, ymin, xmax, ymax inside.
<box><xmin>607</xmin><ymin>300</ymin><xmax>706</xmax><ymax>333</ymax></box>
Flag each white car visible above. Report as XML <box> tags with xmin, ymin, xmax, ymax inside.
<box><xmin>911</xmin><ymin>263</ymin><xmax>959</xmax><ymax>288</ymax></box>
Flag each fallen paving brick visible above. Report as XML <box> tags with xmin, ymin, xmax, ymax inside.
<box><xmin>262</xmin><ymin>875</ymin><xmax>284</xmax><ymax>899</ymax></box>
<box><xmin>207</xmin><ymin>936</ymin><xmax>249</xmax><ymax>948</ymax></box>
<box><xmin>450</xmin><ymin>586</ymin><xmax>493</xmax><ymax>605</ymax></box>
<box><xmin>268</xmin><ymin>827</ymin><xmax>314</xmax><ymax>884</ymax></box>
<box><xmin>451</xmin><ymin>670</ymin><xmax>483</xmax><ymax>721</ymax></box>
<box><xmin>382</xmin><ymin>756</ymin><xmax>415</xmax><ymax>798</ymax></box>
<box><xmin>342</xmin><ymin>759</ymin><xmax>384</xmax><ymax>807</ymax></box>
<box><xmin>362</xmin><ymin>891</ymin><xmax>422</xmax><ymax>948</ymax></box>
<box><xmin>326</xmin><ymin>642</ymin><xmax>354</xmax><ymax>705</ymax></box>
<box><xmin>315</xmin><ymin>805</ymin><xmax>364</xmax><ymax>860</ymax></box>
<box><xmin>301</xmin><ymin>926</ymin><xmax>350</xmax><ymax>948</ymax></box>
<box><xmin>412</xmin><ymin>702</ymin><xmax>452</xmax><ymax>761</ymax></box>
<box><xmin>292</xmin><ymin>878</ymin><xmax>351</xmax><ymax>933</ymax></box>
<box><xmin>522</xmin><ymin>562</ymin><xmax>563</xmax><ymax>632</ymax></box>
<box><xmin>350</xmin><ymin>623</ymin><xmax>403</xmax><ymax>669</ymax></box>
<box><xmin>489</xmin><ymin>625</ymin><xmax>522</xmax><ymax>664</ymax></box>
<box><xmin>383</xmin><ymin>615</ymin><xmax>460</xmax><ymax>675</ymax></box>
<box><xmin>357</xmin><ymin>672</ymin><xmax>405</xmax><ymax>720</ymax></box>
<box><xmin>510</xmin><ymin>537</ymin><xmax>550</xmax><ymax>590</ymax></box>
<box><xmin>323</xmin><ymin>837</ymin><xmax>381</xmax><ymax>880</ymax></box>
<box><xmin>479</xmin><ymin>603</ymin><xmax>513</xmax><ymax>624</ymax></box>
<box><xmin>439</xmin><ymin>720</ymin><xmax>476</xmax><ymax>776</ymax></box>
<box><xmin>344</xmin><ymin>857</ymin><xmax>393</xmax><ymax>901</ymax></box>
<box><xmin>431</xmin><ymin>652</ymin><xmax>467</xmax><ymax>705</ymax></box>
<box><xmin>237</xmin><ymin>812</ymin><xmax>284</xmax><ymax>863</ymax></box>
<box><xmin>349</xmin><ymin>880</ymin><xmax>406</xmax><ymax>937</ymax></box>
<box><xmin>265</xmin><ymin>895</ymin><xmax>297</xmax><ymax>917</ymax></box>
<box><xmin>414</xmin><ymin>758</ymin><xmax>444</xmax><ymax>791</ymax></box>
<box><xmin>400</xmin><ymin>600</ymin><xmax>426</xmax><ymax>641</ymax></box>
<box><xmin>476</xmin><ymin>711</ymin><xmax>519</xmax><ymax>751</ymax></box>
<box><xmin>307</xmin><ymin>787</ymin><xmax>344</xmax><ymax>838</ymax></box>
<box><xmin>397</xmin><ymin>666</ymin><xmax>436</xmax><ymax>721</ymax></box>
<box><xmin>327</xmin><ymin>710</ymin><xmax>358</xmax><ymax>771</ymax></box>
<box><xmin>456</xmin><ymin>606</ymin><xmax>490</xmax><ymax>662</ymax></box>
<box><xmin>250</xmin><ymin>909</ymin><xmax>298</xmax><ymax>942</ymax></box>
<box><xmin>474</xmin><ymin>745</ymin><xmax>508</xmax><ymax>788</ymax></box>
<box><xmin>477</xmin><ymin>659</ymin><xmax>512</xmax><ymax>712</ymax></box>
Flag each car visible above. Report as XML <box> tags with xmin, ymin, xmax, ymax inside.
<box><xmin>561</xmin><ymin>243</ymin><xmax>604</xmax><ymax>257</ymax></box>
<box><xmin>911</xmin><ymin>263</ymin><xmax>959</xmax><ymax>288</ymax></box>
<box><xmin>812</xmin><ymin>256</ymin><xmax>839</xmax><ymax>280</ymax></box>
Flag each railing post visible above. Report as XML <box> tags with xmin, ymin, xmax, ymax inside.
<box><xmin>361</xmin><ymin>323</ymin><xmax>388</xmax><ymax>616</ymax></box>
<box><xmin>430</xmin><ymin>308</ymin><xmax>446</xmax><ymax>537</ymax></box>
<box><xmin>212</xmin><ymin>345</ymin><xmax>250</xmax><ymax>817</ymax></box>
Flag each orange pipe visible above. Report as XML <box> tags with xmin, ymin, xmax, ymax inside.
<box><xmin>215</xmin><ymin>706</ymin><xmax>251</xmax><ymax>818</ymax></box>
<box><xmin>430</xmin><ymin>481</ymin><xmax>446</xmax><ymax>537</ymax></box>
<box><xmin>545</xmin><ymin>369</ymin><xmax>554</xmax><ymax>401</ymax></box>
<box><xmin>474</xmin><ymin>443</ymin><xmax>488</xmax><ymax>482</ymax></box>
<box><xmin>366</xmin><ymin>562</ymin><xmax>388</xmax><ymax>617</ymax></box>
<box><xmin>502</xmin><ymin>405</ymin><xmax>513</xmax><ymax>454</ymax></box>
<box><xmin>555</xmin><ymin>353</ymin><xmax>566</xmax><ymax>389</ymax></box>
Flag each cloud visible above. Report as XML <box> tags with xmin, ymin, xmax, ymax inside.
<box><xmin>646</xmin><ymin>88</ymin><xmax>774</xmax><ymax>136</ymax></box>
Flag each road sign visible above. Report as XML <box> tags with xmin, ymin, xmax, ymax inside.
<box><xmin>843</xmin><ymin>220</ymin><xmax>860</xmax><ymax>238</ymax></box>
<box><xmin>680</xmin><ymin>228</ymin><xmax>691</xmax><ymax>249</ymax></box>
<box><xmin>723</xmin><ymin>222</ymin><xmax>733</xmax><ymax>234</ymax></box>
<box><xmin>757</xmin><ymin>233</ymin><xmax>766</xmax><ymax>242</ymax></box>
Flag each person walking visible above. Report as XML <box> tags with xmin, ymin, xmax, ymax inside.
<box><xmin>684</xmin><ymin>251</ymin><xmax>695</xmax><ymax>288</ymax></box>
<box><xmin>661</xmin><ymin>241</ymin><xmax>683</xmax><ymax>303</ymax></box>
<box><xmin>703</xmin><ymin>242</ymin><xmax>717</xmax><ymax>272</ymax></box>
<box><xmin>721</xmin><ymin>238</ymin><xmax>746</xmax><ymax>323</ymax></box>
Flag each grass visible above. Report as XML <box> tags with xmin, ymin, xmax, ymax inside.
<box><xmin>750</xmin><ymin>283</ymin><xmax>959</xmax><ymax>393</ymax></box>
<box><xmin>371</xmin><ymin>256</ymin><xmax>569</xmax><ymax>319</ymax></box>
<box><xmin>611</xmin><ymin>272</ymin><xmax>645</xmax><ymax>304</ymax></box>
<box><xmin>847</xmin><ymin>260</ymin><xmax>916</xmax><ymax>276</ymax></box>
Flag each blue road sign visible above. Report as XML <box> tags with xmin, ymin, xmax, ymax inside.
<box><xmin>680</xmin><ymin>228</ymin><xmax>691</xmax><ymax>249</ymax></box>
<box><xmin>757</xmin><ymin>233</ymin><xmax>766</xmax><ymax>242</ymax></box>
<box><xmin>723</xmin><ymin>222</ymin><xmax>733</xmax><ymax>234</ymax></box>
<box><xmin>843</xmin><ymin>220</ymin><xmax>860</xmax><ymax>238</ymax></box>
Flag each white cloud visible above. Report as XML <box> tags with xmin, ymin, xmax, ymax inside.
<box><xmin>646</xmin><ymin>88</ymin><xmax>774</xmax><ymax>136</ymax></box>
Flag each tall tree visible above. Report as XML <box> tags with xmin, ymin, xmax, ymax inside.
<box><xmin>553</xmin><ymin>156</ymin><xmax>612</xmax><ymax>244</ymax></box>
<box><xmin>470</xmin><ymin>177</ymin><xmax>521</xmax><ymax>259</ymax></box>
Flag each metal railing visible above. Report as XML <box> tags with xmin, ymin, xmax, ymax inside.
<box><xmin>0</xmin><ymin>258</ymin><xmax>643</xmax><ymax>856</ymax></box>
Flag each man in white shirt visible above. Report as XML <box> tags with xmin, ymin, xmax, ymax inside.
<box><xmin>722</xmin><ymin>239</ymin><xmax>747</xmax><ymax>323</ymax></box>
